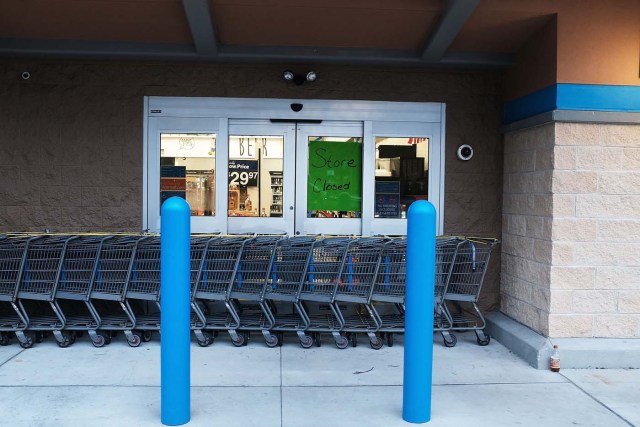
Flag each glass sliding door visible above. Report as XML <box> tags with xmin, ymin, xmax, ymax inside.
<box><xmin>295</xmin><ymin>122</ymin><xmax>365</xmax><ymax>235</ymax></box>
<box><xmin>227</xmin><ymin>121</ymin><xmax>295</xmax><ymax>235</ymax></box>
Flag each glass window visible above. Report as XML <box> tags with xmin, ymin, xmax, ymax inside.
<box><xmin>307</xmin><ymin>136</ymin><xmax>362</xmax><ymax>218</ymax></box>
<box><xmin>374</xmin><ymin>137</ymin><xmax>429</xmax><ymax>219</ymax></box>
<box><xmin>228</xmin><ymin>135</ymin><xmax>284</xmax><ymax>218</ymax></box>
<box><xmin>160</xmin><ymin>133</ymin><xmax>216</xmax><ymax>216</ymax></box>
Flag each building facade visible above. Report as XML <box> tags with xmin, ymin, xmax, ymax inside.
<box><xmin>0</xmin><ymin>0</ymin><xmax>639</xmax><ymax>347</ymax></box>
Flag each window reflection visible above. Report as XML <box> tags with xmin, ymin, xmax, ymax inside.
<box><xmin>374</xmin><ymin>137</ymin><xmax>429</xmax><ymax>218</ymax></box>
<box><xmin>228</xmin><ymin>135</ymin><xmax>284</xmax><ymax>217</ymax></box>
<box><xmin>160</xmin><ymin>133</ymin><xmax>216</xmax><ymax>216</ymax></box>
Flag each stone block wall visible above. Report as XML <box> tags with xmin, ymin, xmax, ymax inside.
<box><xmin>549</xmin><ymin>123</ymin><xmax>640</xmax><ymax>337</ymax></box>
<box><xmin>0</xmin><ymin>60</ymin><xmax>504</xmax><ymax>310</ymax></box>
<box><xmin>502</xmin><ymin>124</ymin><xmax>554</xmax><ymax>336</ymax></box>
<box><xmin>503</xmin><ymin>122</ymin><xmax>640</xmax><ymax>338</ymax></box>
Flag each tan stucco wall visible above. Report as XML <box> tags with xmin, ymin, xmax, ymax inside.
<box><xmin>0</xmin><ymin>59</ymin><xmax>504</xmax><ymax>310</ymax></box>
<box><xmin>503</xmin><ymin>122</ymin><xmax>640</xmax><ymax>338</ymax></box>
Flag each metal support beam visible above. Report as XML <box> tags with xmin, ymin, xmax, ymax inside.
<box><xmin>421</xmin><ymin>0</ymin><xmax>480</xmax><ymax>62</ymax></box>
<box><xmin>181</xmin><ymin>0</ymin><xmax>217</xmax><ymax>56</ymax></box>
<box><xmin>0</xmin><ymin>38</ymin><xmax>513</xmax><ymax>68</ymax></box>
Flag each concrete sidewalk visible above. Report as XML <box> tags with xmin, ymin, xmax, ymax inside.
<box><xmin>0</xmin><ymin>332</ymin><xmax>637</xmax><ymax>427</ymax></box>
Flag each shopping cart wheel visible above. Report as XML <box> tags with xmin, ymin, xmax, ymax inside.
<box><xmin>386</xmin><ymin>333</ymin><xmax>394</xmax><ymax>347</ymax></box>
<box><xmin>127</xmin><ymin>334</ymin><xmax>142</xmax><ymax>348</ymax></box>
<box><xmin>277</xmin><ymin>332</ymin><xmax>284</xmax><ymax>347</ymax></box>
<box><xmin>92</xmin><ymin>334</ymin><xmax>107</xmax><ymax>348</ymax></box>
<box><xmin>57</xmin><ymin>335</ymin><xmax>73</xmax><ymax>349</ymax></box>
<box><xmin>369</xmin><ymin>336</ymin><xmax>383</xmax><ymax>350</ymax></box>
<box><xmin>335</xmin><ymin>336</ymin><xmax>349</xmax><ymax>350</ymax></box>
<box><xmin>313</xmin><ymin>333</ymin><xmax>321</xmax><ymax>347</ymax></box>
<box><xmin>348</xmin><ymin>333</ymin><xmax>358</xmax><ymax>348</ymax></box>
<box><xmin>265</xmin><ymin>334</ymin><xmax>279</xmax><ymax>348</ymax></box>
<box><xmin>300</xmin><ymin>335</ymin><xmax>313</xmax><ymax>349</ymax></box>
<box><xmin>197</xmin><ymin>333</ymin><xmax>212</xmax><ymax>347</ymax></box>
<box><xmin>477</xmin><ymin>335</ymin><xmax>491</xmax><ymax>346</ymax></box>
<box><xmin>443</xmin><ymin>334</ymin><xmax>457</xmax><ymax>348</ymax></box>
<box><xmin>231</xmin><ymin>334</ymin><xmax>245</xmax><ymax>347</ymax></box>
<box><xmin>142</xmin><ymin>331</ymin><xmax>153</xmax><ymax>342</ymax></box>
<box><xmin>19</xmin><ymin>337</ymin><xmax>33</xmax><ymax>349</ymax></box>
<box><xmin>35</xmin><ymin>332</ymin><xmax>45</xmax><ymax>344</ymax></box>
<box><xmin>0</xmin><ymin>333</ymin><xmax>10</xmax><ymax>346</ymax></box>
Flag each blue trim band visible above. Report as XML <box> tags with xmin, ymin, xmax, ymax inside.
<box><xmin>504</xmin><ymin>84</ymin><xmax>640</xmax><ymax>124</ymax></box>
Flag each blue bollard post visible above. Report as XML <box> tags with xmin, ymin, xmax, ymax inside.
<box><xmin>161</xmin><ymin>197</ymin><xmax>191</xmax><ymax>426</ymax></box>
<box><xmin>402</xmin><ymin>200</ymin><xmax>436</xmax><ymax>424</ymax></box>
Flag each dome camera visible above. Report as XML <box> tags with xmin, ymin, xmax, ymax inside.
<box><xmin>457</xmin><ymin>144</ymin><xmax>474</xmax><ymax>161</ymax></box>
<box><xmin>21</xmin><ymin>71</ymin><xmax>31</xmax><ymax>80</ymax></box>
<box><xmin>291</xmin><ymin>103</ymin><xmax>303</xmax><ymax>112</ymax></box>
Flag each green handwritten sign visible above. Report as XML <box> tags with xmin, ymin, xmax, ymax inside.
<box><xmin>307</xmin><ymin>141</ymin><xmax>362</xmax><ymax>212</ymax></box>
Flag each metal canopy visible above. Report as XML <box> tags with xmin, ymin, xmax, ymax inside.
<box><xmin>0</xmin><ymin>0</ymin><xmax>558</xmax><ymax>68</ymax></box>
<box><xmin>421</xmin><ymin>0</ymin><xmax>480</xmax><ymax>62</ymax></box>
<box><xmin>181</xmin><ymin>0</ymin><xmax>218</xmax><ymax>57</ymax></box>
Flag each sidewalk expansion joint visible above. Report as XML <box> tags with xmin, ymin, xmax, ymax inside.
<box><xmin>0</xmin><ymin>384</ymin><xmax>281</xmax><ymax>388</ymax></box>
<box><xmin>0</xmin><ymin>349</ymin><xmax>25</xmax><ymax>369</ymax></box>
<box><xmin>560</xmin><ymin>373</ymin><xmax>634</xmax><ymax>427</ymax></box>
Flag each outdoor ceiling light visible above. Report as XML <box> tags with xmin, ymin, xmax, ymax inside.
<box><xmin>283</xmin><ymin>70</ymin><xmax>295</xmax><ymax>81</ymax></box>
<box><xmin>283</xmin><ymin>70</ymin><xmax>317</xmax><ymax>86</ymax></box>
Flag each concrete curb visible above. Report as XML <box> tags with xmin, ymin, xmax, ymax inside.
<box><xmin>485</xmin><ymin>311</ymin><xmax>640</xmax><ymax>369</ymax></box>
<box><xmin>484</xmin><ymin>311</ymin><xmax>553</xmax><ymax>370</ymax></box>
<box><xmin>551</xmin><ymin>338</ymin><xmax>640</xmax><ymax>369</ymax></box>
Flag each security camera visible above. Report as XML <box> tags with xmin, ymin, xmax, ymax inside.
<box><xmin>457</xmin><ymin>144</ymin><xmax>474</xmax><ymax>161</ymax></box>
<box><xmin>291</xmin><ymin>103</ymin><xmax>303</xmax><ymax>112</ymax></box>
<box><xmin>21</xmin><ymin>71</ymin><xmax>30</xmax><ymax>80</ymax></box>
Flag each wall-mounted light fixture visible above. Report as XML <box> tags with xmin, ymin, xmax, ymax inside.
<box><xmin>283</xmin><ymin>70</ymin><xmax>317</xmax><ymax>86</ymax></box>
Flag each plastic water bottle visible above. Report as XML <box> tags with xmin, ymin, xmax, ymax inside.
<box><xmin>550</xmin><ymin>344</ymin><xmax>560</xmax><ymax>372</ymax></box>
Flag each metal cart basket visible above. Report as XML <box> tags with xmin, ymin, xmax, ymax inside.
<box><xmin>445</xmin><ymin>238</ymin><xmax>499</xmax><ymax>346</ymax></box>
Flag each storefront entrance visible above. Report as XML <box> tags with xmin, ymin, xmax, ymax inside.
<box><xmin>227</xmin><ymin>120</ymin><xmax>365</xmax><ymax>235</ymax></box>
<box><xmin>144</xmin><ymin>97</ymin><xmax>445</xmax><ymax>236</ymax></box>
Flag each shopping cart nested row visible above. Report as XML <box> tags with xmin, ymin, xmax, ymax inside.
<box><xmin>0</xmin><ymin>233</ymin><xmax>498</xmax><ymax>349</ymax></box>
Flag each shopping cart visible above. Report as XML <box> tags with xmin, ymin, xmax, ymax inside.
<box><xmin>189</xmin><ymin>236</ymin><xmax>215</xmax><ymax>347</ymax></box>
<box><xmin>433</xmin><ymin>237</ymin><xmax>462</xmax><ymax>347</ymax></box>
<box><xmin>192</xmin><ymin>236</ymin><xmax>247</xmax><ymax>346</ymax></box>
<box><xmin>336</xmin><ymin>237</ymin><xmax>385</xmax><ymax>349</ymax></box>
<box><xmin>57</xmin><ymin>235</ymin><xmax>113</xmax><ymax>347</ymax></box>
<box><xmin>297</xmin><ymin>237</ymin><xmax>351</xmax><ymax>349</ymax></box>
<box><xmin>370</xmin><ymin>238</ymin><xmax>406</xmax><ymax>347</ymax></box>
<box><xmin>18</xmin><ymin>235</ymin><xmax>77</xmax><ymax>347</ymax></box>
<box><xmin>370</xmin><ymin>237</ymin><xmax>461</xmax><ymax>347</ymax></box>
<box><xmin>125</xmin><ymin>236</ymin><xmax>161</xmax><ymax>343</ymax></box>
<box><xmin>0</xmin><ymin>235</ymin><xmax>38</xmax><ymax>347</ymax></box>
<box><xmin>229</xmin><ymin>235</ymin><xmax>283</xmax><ymax>347</ymax></box>
<box><xmin>91</xmin><ymin>235</ymin><xmax>149</xmax><ymax>347</ymax></box>
<box><xmin>263</xmin><ymin>236</ymin><xmax>316</xmax><ymax>348</ymax></box>
<box><xmin>445</xmin><ymin>237</ymin><xmax>499</xmax><ymax>346</ymax></box>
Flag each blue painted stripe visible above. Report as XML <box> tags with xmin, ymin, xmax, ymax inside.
<box><xmin>503</xmin><ymin>85</ymin><xmax>557</xmax><ymax>124</ymax></box>
<box><xmin>557</xmin><ymin>84</ymin><xmax>640</xmax><ymax>112</ymax></box>
<box><xmin>504</xmin><ymin>84</ymin><xmax>640</xmax><ymax>124</ymax></box>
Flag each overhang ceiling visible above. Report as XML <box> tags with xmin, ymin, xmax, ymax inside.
<box><xmin>0</xmin><ymin>0</ymin><xmax>558</xmax><ymax>68</ymax></box>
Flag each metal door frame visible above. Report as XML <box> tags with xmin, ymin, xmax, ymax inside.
<box><xmin>144</xmin><ymin>97</ymin><xmax>445</xmax><ymax>235</ymax></box>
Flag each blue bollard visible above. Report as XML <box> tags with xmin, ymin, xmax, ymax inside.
<box><xmin>402</xmin><ymin>200</ymin><xmax>436</xmax><ymax>424</ymax></box>
<box><xmin>161</xmin><ymin>197</ymin><xmax>191</xmax><ymax>426</ymax></box>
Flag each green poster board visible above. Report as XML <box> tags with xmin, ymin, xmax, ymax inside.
<box><xmin>307</xmin><ymin>141</ymin><xmax>362</xmax><ymax>211</ymax></box>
